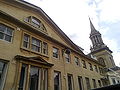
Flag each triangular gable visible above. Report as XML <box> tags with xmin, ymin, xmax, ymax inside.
<box><xmin>0</xmin><ymin>0</ymin><xmax>84</xmax><ymax>54</ymax></box>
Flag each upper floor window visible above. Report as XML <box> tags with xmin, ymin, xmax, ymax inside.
<box><xmin>23</xmin><ymin>34</ymin><xmax>30</xmax><ymax>48</ymax></box>
<box><xmin>94</xmin><ymin>65</ymin><xmax>98</xmax><ymax>72</ymax></box>
<box><xmin>22</xmin><ymin>33</ymin><xmax>48</xmax><ymax>55</ymax></box>
<box><xmin>75</xmin><ymin>57</ymin><xmax>79</xmax><ymax>66</ymax></box>
<box><xmin>65</xmin><ymin>49</ymin><xmax>71</xmax><ymax>63</ymax></box>
<box><xmin>31</xmin><ymin>37</ymin><xmax>41</xmax><ymax>52</ymax></box>
<box><xmin>65</xmin><ymin>53</ymin><xmax>70</xmax><ymax>63</ymax></box>
<box><xmin>89</xmin><ymin>63</ymin><xmax>93</xmax><ymax>71</ymax></box>
<box><xmin>0</xmin><ymin>23</ymin><xmax>13</xmax><ymax>42</ymax></box>
<box><xmin>53</xmin><ymin>47</ymin><xmax>59</xmax><ymax>58</ymax></box>
<box><xmin>82</xmin><ymin>60</ymin><xmax>87</xmax><ymax>69</ymax></box>
<box><xmin>43</xmin><ymin>42</ymin><xmax>48</xmax><ymax>55</ymax></box>
<box><xmin>24</xmin><ymin>16</ymin><xmax>47</xmax><ymax>32</ymax></box>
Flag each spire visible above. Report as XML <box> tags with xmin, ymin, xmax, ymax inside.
<box><xmin>89</xmin><ymin>17</ymin><xmax>105</xmax><ymax>52</ymax></box>
<box><xmin>89</xmin><ymin>18</ymin><xmax>99</xmax><ymax>35</ymax></box>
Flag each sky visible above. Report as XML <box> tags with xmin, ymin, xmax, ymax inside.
<box><xmin>25</xmin><ymin>0</ymin><xmax>120</xmax><ymax>66</ymax></box>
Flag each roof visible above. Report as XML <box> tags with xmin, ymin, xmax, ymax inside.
<box><xmin>110</xmin><ymin>66</ymin><xmax>120</xmax><ymax>71</ymax></box>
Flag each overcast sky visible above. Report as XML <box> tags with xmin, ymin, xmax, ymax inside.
<box><xmin>25</xmin><ymin>0</ymin><xmax>120</xmax><ymax>66</ymax></box>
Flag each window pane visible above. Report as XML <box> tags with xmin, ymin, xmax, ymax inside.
<box><xmin>29</xmin><ymin>66</ymin><xmax>39</xmax><ymax>90</ymax></box>
<box><xmin>24</xmin><ymin>34</ymin><xmax>29</xmax><ymax>41</ymax></box>
<box><xmin>4</xmin><ymin>35</ymin><xmax>11</xmax><ymax>42</ymax></box>
<box><xmin>18</xmin><ymin>64</ymin><xmax>27</xmax><ymax>90</ymax></box>
<box><xmin>0</xmin><ymin>24</ymin><xmax>6</xmax><ymax>33</ymax></box>
<box><xmin>6</xmin><ymin>28</ymin><xmax>12</xmax><ymax>35</ymax></box>
<box><xmin>0</xmin><ymin>32</ymin><xmax>4</xmax><ymax>39</ymax></box>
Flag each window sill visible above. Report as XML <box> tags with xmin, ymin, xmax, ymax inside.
<box><xmin>20</xmin><ymin>47</ymin><xmax>49</xmax><ymax>58</ymax></box>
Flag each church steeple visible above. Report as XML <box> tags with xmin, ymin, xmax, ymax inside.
<box><xmin>89</xmin><ymin>18</ymin><xmax>105</xmax><ymax>52</ymax></box>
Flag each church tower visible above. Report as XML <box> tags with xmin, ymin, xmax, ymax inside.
<box><xmin>89</xmin><ymin>19</ymin><xmax>116</xmax><ymax>68</ymax></box>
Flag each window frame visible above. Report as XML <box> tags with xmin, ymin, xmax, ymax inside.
<box><xmin>65</xmin><ymin>53</ymin><xmax>70</xmax><ymax>63</ymax></box>
<box><xmin>23</xmin><ymin>34</ymin><xmax>30</xmax><ymax>49</ymax></box>
<box><xmin>92</xmin><ymin>79</ymin><xmax>97</xmax><ymax>88</ymax></box>
<box><xmin>74</xmin><ymin>57</ymin><xmax>79</xmax><ymax>66</ymax></box>
<box><xmin>89</xmin><ymin>63</ymin><xmax>93</xmax><ymax>71</ymax></box>
<box><xmin>78</xmin><ymin>76</ymin><xmax>84</xmax><ymax>90</ymax></box>
<box><xmin>85</xmin><ymin>77</ymin><xmax>91</xmax><ymax>90</ymax></box>
<box><xmin>0</xmin><ymin>60</ymin><xmax>8</xmax><ymax>90</ymax></box>
<box><xmin>94</xmin><ymin>65</ymin><xmax>98</xmax><ymax>72</ymax></box>
<box><xmin>82</xmin><ymin>60</ymin><xmax>87</xmax><ymax>69</ymax></box>
<box><xmin>0</xmin><ymin>23</ymin><xmax>14</xmax><ymax>43</ymax></box>
<box><xmin>42</xmin><ymin>42</ymin><xmax>48</xmax><ymax>55</ymax></box>
<box><xmin>54</xmin><ymin>71</ymin><xmax>61</xmax><ymax>90</ymax></box>
<box><xmin>18</xmin><ymin>63</ymin><xmax>48</xmax><ymax>90</ymax></box>
<box><xmin>67</xmin><ymin>74</ymin><xmax>74</xmax><ymax>90</ymax></box>
<box><xmin>53</xmin><ymin>47</ymin><xmax>59</xmax><ymax>59</ymax></box>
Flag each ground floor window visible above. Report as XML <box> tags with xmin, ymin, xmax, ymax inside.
<box><xmin>18</xmin><ymin>64</ymin><xmax>48</xmax><ymax>90</ymax></box>
<box><xmin>54</xmin><ymin>71</ymin><xmax>61</xmax><ymax>90</ymax></box>
<box><xmin>0</xmin><ymin>61</ymin><xmax>7</xmax><ymax>90</ymax></box>
<box><xmin>85</xmin><ymin>77</ymin><xmax>91</xmax><ymax>90</ymax></box>
<box><xmin>78</xmin><ymin>76</ymin><xmax>84</xmax><ymax>90</ymax></box>
<box><xmin>67</xmin><ymin>74</ymin><xmax>74</xmax><ymax>90</ymax></box>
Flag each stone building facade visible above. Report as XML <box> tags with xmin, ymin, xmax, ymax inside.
<box><xmin>0</xmin><ymin>0</ymin><xmax>109</xmax><ymax>90</ymax></box>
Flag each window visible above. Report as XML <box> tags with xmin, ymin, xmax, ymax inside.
<box><xmin>24</xmin><ymin>16</ymin><xmax>47</xmax><ymax>32</ymax></box>
<box><xmin>99</xmin><ymin>67</ymin><xmax>104</xmax><ymax>74</ymax></box>
<box><xmin>0</xmin><ymin>23</ymin><xmax>13</xmax><ymax>42</ymax></box>
<box><xmin>82</xmin><ymin>60</ymin><xmax>87</xmax><ymax>69</ymax></box>
<box><xmin>53</xmin><ymin>47</ymin><xmax>59</xmax><ymax>58</ymax></box>
<box><xmin>65</xmin><ymin>53</ymin><xmax>70</xmax><ymax>63</ymax></box>
<box><xmin>31</xmin><ymin>37</ymin><xmax>41</xmax><ymax>52</ymax></box>
<box><xmin>78</xmin><ymin>76</ymin><xmax>84</xmax><ymax>90</ymax></box>
<box><xmin>94</xmin><ymin>65</ymin><xmax>98</xmax><ymax>72</ymax></box>
<box><xmin>89</xmin><ymin>63</ymin><xmax>93</xmax><ymax>71</ymax></box>
<box><xmin>92</xmin><ymin>79</ymin><xmax>97</xmax><ymax>88</ymax></box>
<box><xmin>67</xmin><ymin>74</ymin><xmax>74</xmax><ymax>90</ymax></box>
<box><xmin>98</xmin><ymin>80</ymin><xmax>102</xmax><ymax>87</ymax></box>
<box><xmin>22</xmin><ymin>34</ymin><xmax>48</xmax><ymax>55</ymax></box>
<box><xmin>54</xmin><ymin>71</ymin><xmax>61</xmax><ymax>90</ymax></box>
<box><xmin>75</xmin><ymin>57</ymin><xmax>79</xmax><ymax>66</ymax></box>
<box><xmin>19</xmin><ymin>64</ymin><xmax>48</xmax><ymax>90</ymax></box>
<box><xmin>85</xmin><ymin>77</ymin><xmax>91</xmax><ymax>90</ymax></box>
<box><xmin>98</xmin><ymin>57</ymin><xmax>105</xmax><ymax>65</ymax></box>
<box><xmin>18</xmin><ymin>64</ymin><xmax>27</xmax><ymax>90</ymax></box>
<box><xmin>29</xmin><ymin>66</ymin><xmax>39</xmax><ymax>90</ymax></box>
<box><xmin>112</xmin><ymin>78</ymin><xmax>116</xmax><ymax>85</ymax></box>
<box><xmin>43</xmin><ymin>42</ymin><xmax>48</xmax><ymax>55</ymax></box>
<box><xmin>0</xmin><ymin>61</ymin><xmax>7</xmax><ymax>90</ymax></box>
<box><xmin>23</xmin><ymin>34</ymin><xmax>30</xmax><ymax>48</ymax></box>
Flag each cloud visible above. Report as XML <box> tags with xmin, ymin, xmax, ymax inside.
<box><xmin>98</xmin><ymin>0</ymin><xmax>120</xmax><ymax>23</ymax></box>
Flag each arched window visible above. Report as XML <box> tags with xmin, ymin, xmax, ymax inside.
<box><xmin>98</xmin><ymin>57</ymin><xmax>105</xmax><ymax>65</ymax></box>
<box><xmin>24</xmin><ymin>16</ymin><xmax>47</xmax><ymax>32</ymax></box>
